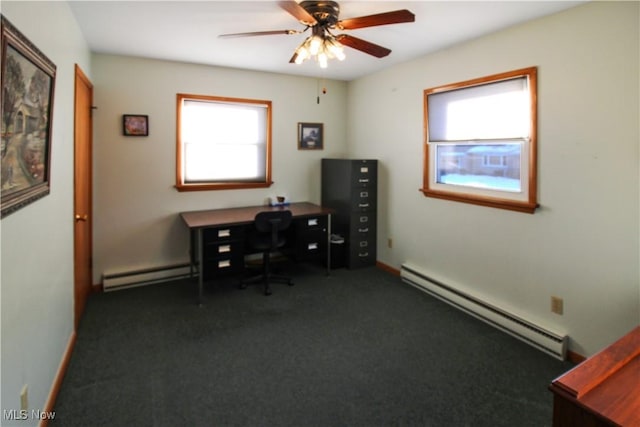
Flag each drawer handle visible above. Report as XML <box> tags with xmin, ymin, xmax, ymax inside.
<box><xmin>218</xmin><ymin>260</ymin><xmax>231</xmax><ymax>268</ymax></box>
<box><xmin>360</xmin><ymin>216</ymin><xmax>368</xmax><ymax>223</ymax></box>
<box><xmin>308</xmin><ymin>242</ymin><xmax>318</xmax><ymax>250</ymax></box>
<box><xmin>360</xmin><ymin>167</ymin><xmax>369</xmax><ymax>173</ymax></box>
<box><xmin>359</xmin><ymin>179</ymin><xmax>369</xmax><ymax>183</ymax></box>
<box><xmin>218</xmin><ymin>229</ymin><xmax>231</xmax><ymax>238</ymax></box>
<box><xmin>218</xmin><ymin>245</ymin><xmax>231</xmax><ymax>253</ymax></box>
<box><xmin>358</xmin><ymin>203</ymin><xmax>369</xmax><ymax>208</ymax></box>
<box><xmin>360</xmin><ymin>191</ymin><xmax>369</xmax><ymax>198</ymax></box>
<box><xmin>308</xmin><ymin>218</ymin><xmax>318</xmax><ymax>226</ymax></box>
<box><xmin>358</xmin><ymin>228</ymin><xmax>369</xmax><ymax>233</ymax></box>
<box><xmin>360</xmin><ymin>241</ymin><xmax>368</xmax><ymax>247</ymax></box>
<box><xmin>359</xmin><ymin>252</ymin><xmax>369</xmax><ymax>257</ymax></box>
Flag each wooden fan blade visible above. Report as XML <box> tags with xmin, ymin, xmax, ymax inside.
<box><xmin>337</xmin><ymin>9</ymin><xmax>415</xmax><ymax>30</ymax></box>
<box><xmin>218</xmin><ymin>29</ymin><xmax>300</xmax><ymax>38</ymax></box>
<box><xmin>279</xmin><ymin>1</ymin><xmax>317</xmax><ymax>26</ymax></box>
<box><xmin>336</xmin><ymin>34</ymin><xmax>391</xmax><ymax>58</ymax></box>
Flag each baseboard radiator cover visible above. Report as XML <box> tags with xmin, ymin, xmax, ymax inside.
<box><xmin>400</xmin><ymin>262</ymin><xmax>567</xmax><ymax>360</ymax></box>
<box><xmin>102</xmin><ymin>263</ymin><xmax>192</xmax><ymax>291</ymax></box>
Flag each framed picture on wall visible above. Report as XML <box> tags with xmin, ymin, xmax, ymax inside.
<box><xmin>298</xmin><ymin>122</ymin><xmax>323</xmax><ymax>150</ymax></box>
<box><xmin>1</xmin><ymin>16</ymin><xmax>57</xmax><ymax>218</ymax></box>
<box><xmin>122</xmin><ymin>114</ymin><xmax>149</xmax><ymax>136</ymax></box>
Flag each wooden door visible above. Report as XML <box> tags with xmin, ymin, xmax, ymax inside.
<box><xmin>73</xmin><ymin>65</ymin><xmax>93</xmax><ymax>330</ymax></box>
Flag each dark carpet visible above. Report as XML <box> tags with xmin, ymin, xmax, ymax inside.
<box><xmin>51</xmin><ymin>264</ymin><xmax>573</xmax><ymax>427</ymax></box>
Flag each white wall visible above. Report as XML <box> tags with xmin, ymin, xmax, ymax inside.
<box><xmin>91</xmin><ymin>55</ymin><xmax>348</xmax><ymax>282</ymax></box>
<box><xmin>347</xmin><ymin>1</ymin><xmax>639</xmax><ymax>357</ymax></box>
<box><xmin>0</xmin><ymin>1</ymin><xmax>91</xmax><ymax>424</ymax></box>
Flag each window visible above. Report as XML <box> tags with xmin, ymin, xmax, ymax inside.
<box><xmin>422</xmin><ymin>67</ymin><xmax>538</xmax><ymax>213</ymax></box>
<box><xmin>176</xmin><ymin>93</ymin><xmax>272</xmax><ymax>191</ymax></box>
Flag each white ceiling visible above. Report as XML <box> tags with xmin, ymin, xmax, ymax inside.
<box><xmin>69</xmin><ymin>1</ymin><xmax>587</xmax><ymax>81</ymax></box>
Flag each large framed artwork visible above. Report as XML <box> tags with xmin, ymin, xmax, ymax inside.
<box><xmin>1</xmin><ymin>16</ymin><xmax>56</xmax><ymax>218</ymax></box>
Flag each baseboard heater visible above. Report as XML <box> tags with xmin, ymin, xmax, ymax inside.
<box><xmin>102</xmin><ymin>262</ymin><xmax>193</xmax><ymax>291</ymax></box>
<box><xmin>400</xmin><ymin>262</ymin><xmax>567</xmax><ymax>360</ymax></box>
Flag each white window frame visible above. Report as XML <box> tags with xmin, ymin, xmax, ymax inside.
<box><xmin>422</xmin><ymin>67</ymin><xmax>538</xmax><ymax>213</ymax></box>
<box><xmin>176</xmin><ymin>93</ymin><xmax>273</xmax><ymax>192</ymax></box>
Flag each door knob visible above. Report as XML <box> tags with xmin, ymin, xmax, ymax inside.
<box><xmin>75</xmin><ymin>214</ymin><xmax>88</xmax><ymax>222</ymax></box>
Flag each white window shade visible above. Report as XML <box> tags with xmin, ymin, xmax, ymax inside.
<box><xmin>427</xmin><ymin>77</ymin><xmax>530</xmax><ymax>142</ymax></box>
<box><xmin>181</xmin><ymin>99</ymin><xmax>267</xmax><ymax>183</ymax></box>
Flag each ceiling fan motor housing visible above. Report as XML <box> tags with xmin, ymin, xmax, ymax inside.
<box><xmin>300</xmin><ymin>1</ymin><xmax>340</xmax><ymax>27</ymax></box>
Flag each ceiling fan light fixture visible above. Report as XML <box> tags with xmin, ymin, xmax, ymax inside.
<box><xmin>326</xmin><ymin>37</ymin><xmax>345</xmax><ymax>61</ymax></box>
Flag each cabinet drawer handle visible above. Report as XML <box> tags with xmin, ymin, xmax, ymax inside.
<box><xmin>358</xmin><ymin>203</ymin><xmax>369</xmax><ymax>208</ymax></box>
<box><xmin>359</xmin><ymin>216</ymin><xmax>368</xmax><ymax>223</ymax></box>
<box><xmin>359</xmin><ymin>241</ymin><xmax>368</xmax><ymax>247</ymax></box>
<box><xmin>359</xmin><ymin>179</ymin><xmax>369</xmax><ymax>183</ymax></box>
<box><xmin>218</xmin><ymin>260</ymin><xmax>231</xmax><ymax>268</ymax></box>
<box><xmin>358</xmin><ymin>228</ymin><xmax>369</xmax><ymax>233</ymax></box>
<box><xmin>307</xmin><ymin>242</ymin><xmax>318</xmax><ymax>250</ymax></box>
<box><xmin>360</xmin><ymin>167</ymin><xmax>369</xmax><ymax>173</ymax></box>
<box><xmin>218</xmin><ymin>229</ymin><xmax>231</xmax><ymax>238</ymax></box>
<box><xmin>360</xmin><ymin>191</ymin><xmax>369</xmax><ymax>198</ymax></box>
<box><xmin>307</xmin><ymin>218</ymin><xmax>318</xmax><ymax>226</ymax></box>
<box><xmin>218</xmin><ymin>245</ymin><xmax>231</xmax><ymax>253</ymax></box>
<box><xmin>359</xmin><ymin>252</ymin><xmax>369</xmax><ymax>257</ymax></box>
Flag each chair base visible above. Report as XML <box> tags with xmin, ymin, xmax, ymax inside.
<box><xmin>240</xmin><ymin>272</ymin><xmax>293</xmax><ymax>296</ymax></box>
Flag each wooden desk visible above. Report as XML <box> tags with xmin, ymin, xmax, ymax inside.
<box><xmin>180</xmin><ymin>202</ymin><xmax>333</xmax><ymax>304</ymax></box>
<box><xmin>549</xmin><ymin>326</ymin><xmax>640</xmax><ymax>426</ymax></box>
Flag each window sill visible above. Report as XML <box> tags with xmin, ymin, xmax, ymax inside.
<box><xmin>420</xmin><ymin>188</ymin><xmax>538</xmax><ymax>214</ymax></box>
<box><xmin>176</xmin><ymin>181</ymin><xmax>273</xmax><ymax>192</ymax></box>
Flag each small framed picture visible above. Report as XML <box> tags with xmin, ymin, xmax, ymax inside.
<box><xmin>122</xmin><ymin>114</ymin><xmax>149</xmax><ymax>136</ymax></box>
<box><xmin>298</xmin><ymin>122</ymin><xmax>323</xmax><ymax>150</ymax></box>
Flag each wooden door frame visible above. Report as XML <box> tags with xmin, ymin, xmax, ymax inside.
<box><xmin>73</xmin><ymin>64</ymin><xmax>94</xmax><ymax>329</ymax></box>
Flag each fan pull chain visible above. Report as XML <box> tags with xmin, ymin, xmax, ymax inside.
<box><xmin>317</xmin><ymin>79</ymin><xmax>327</xmax><ymax>104</ymax></box>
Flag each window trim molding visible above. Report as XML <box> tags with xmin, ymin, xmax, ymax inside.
<box><xmin>175</xmin><ymin>93</ymin><xmax>273</xmax><ymax>192</ymax></box>
<box><xmin>421</xmin><ymin>67</ymin><xmax>538</xmax><ymax>214</ymax></box>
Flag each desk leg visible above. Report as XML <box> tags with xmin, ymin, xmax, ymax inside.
<box><xmin>189</xmin><ymin>229</ymin><xmax>195</xmax><ymax>279</ymax></box>
<box><xmin>197</xmin><ymin>228</ymin><xmax>204</xmax><ymax>305</ymax></box>
<box><xmin>326</xmin><ymin>213</ymin><xmax>331</xmax><ymax>275</ymax></box>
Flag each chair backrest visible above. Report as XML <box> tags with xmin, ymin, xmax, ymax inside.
<box><xmin>254</xmin><ymin>210</ymin><xmax>292</xmax><ymax>233</ymax></box>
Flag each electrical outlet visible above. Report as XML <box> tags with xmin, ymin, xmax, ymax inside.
<box><xmin>20</xmin><ymin>384</ymin><xmax>28</xmax><ymax>411</ymax></box>
<box><xmin>388</xmin><ymin>238</ymin><xmax>393</xmax><ymax>248</ymax></box>
<box><xmin>551</xmin><ymin>296</ymin><xmax>564</xmax><ymax>315</ymax></box>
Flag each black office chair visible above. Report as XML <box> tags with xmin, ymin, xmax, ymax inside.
<box><xmin>240</xmin><ymin>210</ymin><xmax>293</xmax><ymax>296</ymax></box>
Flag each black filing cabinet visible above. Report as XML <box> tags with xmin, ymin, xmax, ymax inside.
<box><xmin>321</xmin><ymin>159</ymin><xmax>377</xmax><ymax>268</ymax></box>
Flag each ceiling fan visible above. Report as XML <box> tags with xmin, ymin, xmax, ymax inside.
<box><xmin>219</xmin><ymin>1</ymin><xmax>415</xmax><ymax>68</ymax></box>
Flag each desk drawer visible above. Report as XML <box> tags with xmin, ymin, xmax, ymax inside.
<box><xmin>294</xmin><ymin>231</ymin><xmax>327</xmax><ymax>262</ymax></box>
<box><xmin>295</xmin><ymin>215</ymin><xmax>328</xmax><ymax>233</ymax></box>
<box><xmin>203</xmin><ymin>226</ymin><xmax>245</xmax><ymax>243</ymax></box>
<box><xmin>202</xmin><ymin>254</ymin><xmax>245</xmax><ymax>279</ymax></box>
<box><xmin>203</xmin><ymin>240</ymin><xmax>245</xmax><ymax>260</ymax></box>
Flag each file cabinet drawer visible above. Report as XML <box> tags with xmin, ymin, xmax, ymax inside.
<box><xmin>350</xmin><ymin>189</ymin><xmax>377</xmax><ymax>212</ymax></box>
<box><xmin>350</xmin><ymin>161</ymin><xmax>377</xmax><ymax>188</ymax></box>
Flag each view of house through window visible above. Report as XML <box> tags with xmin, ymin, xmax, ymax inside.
<box><xmin>423</xmin><ymin>67</ymin><xmax>538</xmax><ymax>213</ymax></box>
<box><xmin>436</xmin><ymin>143</ymin><xmax>522</xmax><ymax>192</ymax></box>
<box><xmin>176</xmin><ymin>94</ymin><xmax>272</xmax><ymax>191</ymax></box>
